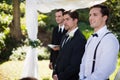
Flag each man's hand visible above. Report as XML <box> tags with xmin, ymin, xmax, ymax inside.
<box><xmin>52</xmin><ymin>46</ymin><xmax>60</xmax><ymax>51</ymax></box>
<box><xmin>53</xmin><ymin>74</ymin><xmax>58</xmax><ymax>80</ymax></box>
<box><xmin>49</xmin><ymin>62</ymin><xmax>53</xmax><ymax>70</ymax></box>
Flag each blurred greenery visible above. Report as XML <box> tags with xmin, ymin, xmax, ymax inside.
<box><xmin>104</xmin><ymin>0</ymin><xmax>120</xmax><ymax>32</ymax></box>
<box><xmin>9</xmin><ymin>45</ymin><xmax>50</xmax><ymax>61</ymax></box>
<box><xmin>104</xmin><ymin>0</ymin><xmax>120</xmax><ymax>42</ymax></box>
<box><xmin>0</xmin><ymin>0</ymin><xmax>120</xmax><ymax>79</ymax></box>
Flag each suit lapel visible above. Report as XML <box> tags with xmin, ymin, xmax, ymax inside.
<box><xmin>61</xmin><ymin>29</ymin><xmax>79</xmax><ymax>48</ymax></box>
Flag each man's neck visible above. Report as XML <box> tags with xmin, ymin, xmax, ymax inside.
<box><xmin>68</xmin><ymin>25</ymin><xmax>77</xmax><ymax>32</ymax></box>
<box><xmin>68</xmin><ymin>27</ymin><xmax>78</xmax><ymax>33</ymax></box>
<box><xmin>59</xmin><ymin>23</ymin><xmax>64</xmax><ymax>27</ymax></box>
<box><xmin>94</xmin><ymin>24</ymin><xmax>106</xmax><ymax>32</ymax></box>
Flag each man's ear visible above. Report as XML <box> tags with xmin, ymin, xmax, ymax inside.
<box><xmin>74</xmin><ymin>18</ymin><xmax>78</xmax><ymax>23</ymax></box>
<box><xmin>103</xmin><ymin>15</ymin><xmax>108</xmax><ymax>22</ymax></box>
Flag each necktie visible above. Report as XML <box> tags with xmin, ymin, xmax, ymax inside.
<box><xmin>92</xmin><ymin>33</ymin><xmax>98</xmax><ymax>37</ymax></box>
<box><xmin>64</xmin><ymin>34</ymin><xmax>69</xmax><ymax>42</ymax></box>
<box><xmin>62</xmin><ymin>34</ymin><xmax>69</xmax><ymax>47</ymax></box>
<box><xmin>59</xmin><ymin>28</ymin><xmax>62</xmax><ymax>33</ymax></box>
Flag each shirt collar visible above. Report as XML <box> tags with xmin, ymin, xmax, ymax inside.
<box><xmin>59</xmin><ymin>25</ymin><xmax>64</xmax><ymax>32</ymax></box>
<box><xmin>94</xmin><ymin>25</ymin><xmax>109</xmax><ymax>37</ymax></box>
<box><xmin>67</xmin><ymin>27</ymin><xmax>78</xmax><ymax>36</ymax></box>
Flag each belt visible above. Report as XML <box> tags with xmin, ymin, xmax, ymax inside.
<box><xmin>82</xmin><ymin>76</ymin><xmax>109</xmax><ymax>80</ymax></box>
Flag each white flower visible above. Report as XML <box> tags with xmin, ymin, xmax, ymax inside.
<box><xmin>68</xmin><ymin>32</ymin><xmax>74</xmax><ymax>39</ymax></box>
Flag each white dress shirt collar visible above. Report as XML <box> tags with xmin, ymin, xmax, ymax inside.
<box><xmin>67</xmin><ymin>27</ymin><xmax>78</xmax><ymax>36</ymax></box>
<box><xmin>59</xmin><ymin>24</ymin><xmax>64</xmax><ymax>32</ymax></box>
<box><xmin>93</xmin><ymin>25</ymin><xmax>109</xmax><ymax>37</ymax></box>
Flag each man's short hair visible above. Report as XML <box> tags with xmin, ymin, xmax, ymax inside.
<box><xmin>63</xmin><ymin>10</ymin><xmax>79</xmax><ymax>21</ymax></box>
<box><xmin>56</xmin><ymin>9</ymin><xmax>65</xmax><ymax>15</ymax></box>
<box><xmin>20</xmin><ymin>77</ymin><xmax>37</xmax><ymax>80</ymax></box>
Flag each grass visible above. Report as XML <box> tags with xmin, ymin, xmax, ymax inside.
<box><xmin>0</xmin><ymin>60</ymin><xmax>52</xmax><ymax>80</ymax></box>
<box><xmin>0</xmin><ymin>59</ymin><xmax>120</xmax><ymax>80</ymax></box>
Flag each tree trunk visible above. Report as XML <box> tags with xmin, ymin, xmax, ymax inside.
<box><xmin>9</xmin><ymin>0</ymin><xmax>23</xmax><ymax>41</ymax></box>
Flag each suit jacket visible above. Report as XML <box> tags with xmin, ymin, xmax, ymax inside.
<box><xmin>50</xmin><ymin>26</ymin><xmax>67</xmax><ymax>68</ymax></box>
<box><xmin>53</xmin><ymin>29</ymin><xmax>86</xmax><ymax>80</ymax></box>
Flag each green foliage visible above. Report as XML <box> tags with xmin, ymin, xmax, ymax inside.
<box><xmin>0</xmin><ymin>37</ymin><xmax>19</xmax><ymax>61</ymax></box>
<box><xmin>78</xmin><ymin>9</ymin><xmax>89</xmax><ymax>23</ymax></box>
<box><xmin>20</xmin><ymin>2</ymin><xmax>25</xmax><ymax>17</ymax></box>
<box><xmin>0</xmin><ymin>12</ymin><xmax>12</xmax><ymax>31</ymax></box>
<box><xmin>44</xmin><ymin>10</ymin><xmax>57</xmax><ymax>31</ymax></box>
<box><xmin>20</xmin><ymin>17</ymin><xmax>27</xmax><ymax>36</ymax></box>
<box><xmin>0</xmin><ymin>2</ymin><xmax>12</xmax><ymax>14</ymax></box>
<box><xmin>43</xmin><ymin>78</ymin><xmax>51</xmax><ymax>80</ymax></box>
<box><xmin>114</xmin><ymin>32</ymin><xmax>120</xmax><ymax>46</ymax></box>
<box><xmin>0</xmin><ymin>2</ymin><xmax>13</xmax><ymax>32</ymax></box>
<box><xmin>78</xmin><ymin>22</ymin><xmax>93</xmax><ymax>39</ymax></box>
<box><xmin>0</xmin><ymin>29</ymin><xmax>11</xmax><ymax>61</ymax></box>
<box><xmin>118</xmin><ymin>52</ymin><xmax>120</xmax><ymax>58</ymax></box>
<box><xmin>9</xmin><ymin>45</ymin><xmax>50</xmax><ymax>61</ymax></box>
<box><xmin>38</xmin><ymin>14</ymin><xmax>48</xmax><ymax>29</ymax></box>
<box><xmin>38</xmin><ymin>49</ymin><xmax>50</xmax><ymax>60</ymax></box>
<box><xmin>0</xmin><ymin>13</ymin><xmax>17</xmax><ymax>61</ymax></box>
<box><xmin>38</xmin><ymin>14</ymin><xmax>48</xmax><ymax>22</ymax></box>
<box><xmin>25</xmin><ymin>38</ymin><xmax>41</xmax><ymax>48</ymax></box>
<box><xmin>104</xmin><ymin>0</ymin><xmax>120</xmax><ymax>42</ymax></box>
<box><xmin>82</xmin><ymin>29</ymin><xmax>93</xmax><ymax>40</ymax></box>
<box><xmin>0</xmin><ymin>0</ymin><xmax>12</xmax><ymax>4</ymax></box>
<box><xmin>0</xmin><ymin>33</ymin><xmax>6</xmax><ymax>53</ymax></box>
<box><xmin>9</xmin><ymin>45</ymin><xmax>26</xmax><ymax>61</ymax></box>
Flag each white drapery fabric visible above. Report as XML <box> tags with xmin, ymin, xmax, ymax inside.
<box><xmin>21</xmin><ymin>0</ymin><xmax>39</xmax><ymax>79</ymax></box>
<box><xmin>21</xmin><ymin>0</ymin><xmax>106</xmax><ymax>79</ymax></box>
<box><xmin>21</xmin><ymin>47</ymin><xmax>38</xmax><ymax>78</ymax></box>
<box><xmin>36</xmin><ymin>0</ymin><xmax>106</xmax><ymax>13</ymax></box>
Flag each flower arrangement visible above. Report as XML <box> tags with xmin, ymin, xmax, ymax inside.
<box><xmin>25</xmin><ymin>38</ymin><xmax>41</xmax><ymax>48</ymax></box>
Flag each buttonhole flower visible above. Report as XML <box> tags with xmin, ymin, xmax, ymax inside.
<box><xmin>68</xmin><ymin>32</ymin><xmax>74</xmax><ymax>39</ymax></box>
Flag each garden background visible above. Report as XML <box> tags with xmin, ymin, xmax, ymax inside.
<box><xmin>0</xmin><ymin>0</ymin><xmax>120</xmax><ymax>80</ymax></box>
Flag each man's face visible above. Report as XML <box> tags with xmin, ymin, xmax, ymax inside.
<box><xmin>63</xmin><ymin>14</ymin><xmax>76</xmax><ymax>31</ymax></box>
<box><xmin>89</xmin><ymin>8</ymin><xmax>107</xmax><ymax>31</ymax></box>
<box><xmin>55</xmin><ymin>11</ymin><xmax>64</xmax><ymax>24</ymax></box>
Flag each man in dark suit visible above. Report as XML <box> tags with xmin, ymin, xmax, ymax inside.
<box><xmin>49</xmin><ymin>9</ymin><xmax>67</xmax><ymax>70</ymax></box>
<box><xmin>53</xmin><ymin>10</ymin><xmax>86</xmax><ymax>80</ymax></box>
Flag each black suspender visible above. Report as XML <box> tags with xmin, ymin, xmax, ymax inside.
<box><xmin>91</xmin><ymin>32</ymin><xmax>111</xmax><ymax>73</ymax></box>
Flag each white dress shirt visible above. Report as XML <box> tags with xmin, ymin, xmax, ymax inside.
<box><xmin>79</xmin><ymin>25</ymin><xmax>119</xmax><ymax>80</ymax></box>
<box><xmin>58</xmin><ymin>24</ymin><xmax>65</xmax><ymax>33</ymax></box>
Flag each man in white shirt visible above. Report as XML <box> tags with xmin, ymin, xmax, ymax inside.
<box><xmin>79</xmin><ymin>4</ymin><xmax>119</xmax><ymax>80</ymax></box>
